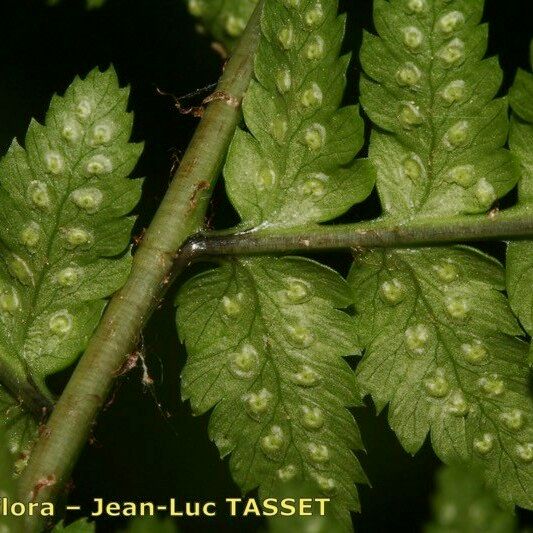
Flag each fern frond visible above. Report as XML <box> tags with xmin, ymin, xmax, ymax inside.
<box><xmin>425</xmin><ymin>464</ymin><xmax>517</xmax><ymax>533</ymax></box>
<box><xmin>0</xmin><ymin>67</ymin><xmax>142</xmax><ymax>452</ymax></box>
<box><xmin>508</xmin><ymin>41</ymin><xmax>533</xmax><ymax>362</ymax></box>
<box><xmin>224</xmin><ymin>0</ymin><xmax>374</xmax><ymax>228</ymax></box>
<box><xmin>361</xmin><ymin>0</ymin><xmax>516</xmax><ymax>216</ymax></box>
<box><xmin>355</xmin><ymin>0</ymin><xmax>532</xmax><ymax>509</ymax></box>
<box><xmin>177</xmin><ymin>258</ymin><xmax>366</xmax><ymax>529</ymax></box>
<box><xmin>186</xmin><ymin>0</ymin><xmax>258</xmax><ymax>51</ymax></box>
<box><xmin>349</xmin><ymin>247</ymin><xmax>532</xmax><ymax>508</ymax></box>
<box><xmin>177</xmin><ymin>1</ymin><xmax>374</xmax><ymax>528</ymax></box>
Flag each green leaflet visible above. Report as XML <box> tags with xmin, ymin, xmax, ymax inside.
<box><xmin>186</xmin><ymin>0</ymin><xmax>258</xmax><ymax>51</ymax></box>
<box><xmin>425</xmin><ymin>464</ymin><xmax>517</xmax><ymax>533</ymax></box>
<box><xmin>177</xmin><ymin>1</ymin><xmax>374</xmax><ymax>528</ymax></box>
<box><xmin>177</xmin><ymin>257</ymin><xmax>366</xmax><ymax>529</ymax></box>
<box><xmin>356</xmin><ymin>0</ymin><xmax>531</xmax><ymax>510</ymax></box>
<box><xmin>508</xmin><ymin>41</ymin><xmax>533</xmax><ymax>362</ymax></box>
<box><xmin>224</xmin><ymin>0</ymin><xmax>374</xmax><ymax>229</ymax></box>
<box><xmin>0</xmin><ymin>67</ymin><xmax>142</xmax><ymax>452</ymax></box>
<box><xmin>360</xmin><ymin>0</ymin><xmax>516</xmax><ymax>216</ymax></box>
<box><xmin>349</xmin><ymin>247</ymin><xmax>533</xmax><ymax>508</ymax></box>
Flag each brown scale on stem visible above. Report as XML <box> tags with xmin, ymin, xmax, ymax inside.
<box><xmin>30</xmin><ymin>475</ymin><xmax>56</xmax><ymax>502</ymax></box>
<box><xmin>188</xmin><ymin>180</ymin><xmax>211</xmax><ymax>211</ymax></box>
<box><xmin>114</xmin><ymin>350</ymin><xmax>142</xmax><ymax>377</ymax></box>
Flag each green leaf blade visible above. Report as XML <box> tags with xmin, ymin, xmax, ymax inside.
<box><xmin>178</xmin><ymin>1</ymin><xmax>375</xmax><ymax>526</ymax></box>
<box><xmin>349</xmin><ymin>246</ymin><xmax>533</xmax><ymax>509</ymax></box>
<box><xmin>224</xmin><ymin>0</ymin><xmax>372</xmax><ymax>230</ymax></box>
<box><xmin>0</xmin><ymin>67</ymin><xmax>142</xmax><ymax>449</ymax></box>
<box><xmin>177</xmin><ymin>257</ymin><xmax>366</xmax><ymax>529</ymax></box>
<box><xmin>357</xmin><ymin>0</ymin><xmax>531</xmax><ymax>510</ymax></box>
<box><xmin>508</xmin><ymin>42</ymin><xmax>533</xmax><ymax>355</ymax></box>
<box><xmin>361</xmin><ymin>0</ymin><xmax>517</xmax><ymax>218</ymax></box>
<box><xmin>0</xmin><ymin>67</ymin><xmax>142</xmax><ymax>379</ymax></box>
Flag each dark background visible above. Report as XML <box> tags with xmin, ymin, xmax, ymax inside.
<box><xmin>0</xmin><ymin>0</ymin><xmax>531</xmax><ymax>531</ymax></box>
